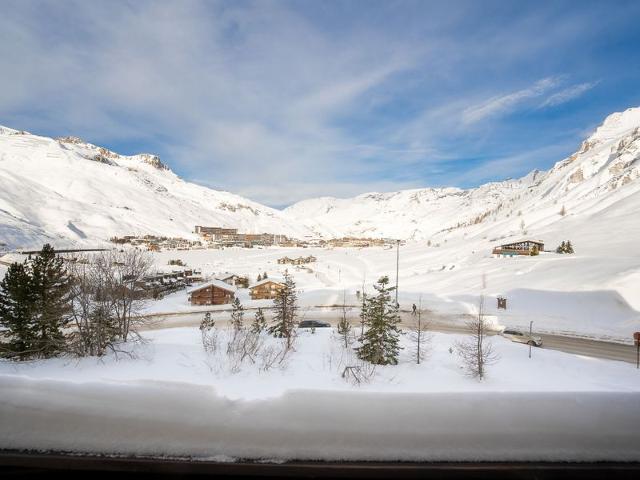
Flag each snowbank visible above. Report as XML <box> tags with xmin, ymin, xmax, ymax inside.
<box><xmin>1</xmin><ymin>327</ymin><xmax>640</xmax><ymax>461</ymax></box>
<box><xmin>1</xmin><ymin>374</ymin><xmax>639</xmax><ymax>461</ymax></box>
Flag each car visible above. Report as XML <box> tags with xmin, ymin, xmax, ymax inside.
<box><xmin>500</xmin><ymin>329</ymin><xmax>543</xmax><ymax>347</ymax></box>
<box><xmin>298</xmin><ymin>320</ymin><xmax>331</xmax><ymax>329</ymax></box>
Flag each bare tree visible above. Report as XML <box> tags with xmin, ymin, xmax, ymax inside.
<box><xmin>105</xmin><ymin>249</ymin><xmax>152</xmax><ymax>342</ymax></box>
<box><xmin>336</xmin><ymin>290</ymin><xmax>352</xmax><ymax>348</ymax></box>
<box><xmin>456</xmin><ymin>295</ymin><xmax>497</xmax><ymax>379</ymax></box>
<box><xmin>68</xmin><ymin>256</ymin><xmax>120</xmax><ymax>357</ymax></box>
<box><xmin>408</xmin><ymin>296</ymin><xmax>431</xmax><ymax>364</ymax></box>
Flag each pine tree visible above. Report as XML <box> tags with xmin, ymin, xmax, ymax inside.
<box><xmin>257</xmin><ymin>273</ymin><xmax>262</xmax><ymax>282</ymax></box>
<box><xmin>565</xmin><ymin>241</ymin><xmax>574</xmax><ymax>254</ymax></box>
<box><xmin>29</xmin><ymin>244</ymin><xmax>72</xmax><ymax>358</ymax></box>
<box><xmin>556</xmin><ymin>241</ymin><xmax>566</xmax><ymax>254</ymax></box>
<box><xmin>268</xmin><ymin>271</ymin><xmax>298</xmax><ymax>349</ymax></box>
<box><xmin>263</xmin><ymin>272</ymin><xmax>268</xmax><ymax>279</ymax></box>
<box><xmin>0</xmin><ymin>261</ymin><xmax>37</xmax><ymax>359</ymax></box>
<box><xmin>356</xmin><ymin>276</ymin><xmax>402</xmax><ymax>365</ymax></box>
<box><xmin>251</xmin><ymin>307</ymin><xmax>267</xmax><ymax>334</ymax></box>
<box><xmin>230</xmin><ymin>297</ymin><xmax>244</xmax><ymax>331</ymax></box>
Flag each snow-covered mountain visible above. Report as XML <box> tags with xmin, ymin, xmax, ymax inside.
<box><xmin>0</xmin><ymin>127</ymin><xmax>311</xmax><ymax>250</ymax></box>
<box><xmin>0</xmin><ymin>107</ymin><xmax>639</xmax><ymax>250</ymax></box>
<box><xmin>285</xmin><ymin>107</ymin><xmax>640</xmax><ymax>242</ymax></box>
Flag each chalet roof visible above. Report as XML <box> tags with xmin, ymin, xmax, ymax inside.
<box><xmin>216</xmin><ymin>272</ymin><xmax>245</xmax><ymax>281</ymax></box>
<box><xmin>0</xmin><ymin>253</ymin><xmax>26</xmax><ymax>266</ymax></box>
<box><xmin>188</xmin><ymin>279</ymin><xmax>237</xmax><ymax>295</ymax></box>
<box><xmin>249</xmin><ymin>278</ymin><xmax>285</xmax><ymax>289</ymax></box>
<box><xmin>500</xmin><ymin>239</ymin><xmax>544</xmax><ymax>246</ymax></box>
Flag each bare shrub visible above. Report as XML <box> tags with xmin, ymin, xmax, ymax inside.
<box><xmin>199</xmin><ymin>312</ymin><xmax>218</xmax><ymax>354</ymax></box>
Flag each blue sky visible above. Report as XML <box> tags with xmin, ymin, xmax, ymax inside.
<box><xmin>1</xmin><ymin>0</ymin><xmax>639</xmax><ymax>207</ymax></box>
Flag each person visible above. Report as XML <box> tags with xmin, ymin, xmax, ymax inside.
<box><xmin>412</xmin><ymin>303</ymin><xmax>417</xmax><ymax>316</ymax></box>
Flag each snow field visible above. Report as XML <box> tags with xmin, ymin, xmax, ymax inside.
<box><xmin>1</xmin><ymin>327</ymin><xmax>640</xmax><ymax>461</ymax></box>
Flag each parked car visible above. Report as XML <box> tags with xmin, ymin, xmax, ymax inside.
<box><xmin>298</xmin><ymin>320</ymin><xmax>331</xmax><ymax>329</ymax></box>
<box><xmin>500</xmin><ymin>329</ymin><xmax>543</xmax><ymax>347</ymax></box>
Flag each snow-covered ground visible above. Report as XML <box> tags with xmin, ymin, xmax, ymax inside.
<box><xmin>146</xmin><ymin>243</ymin><xmax>640</xmax><ymax>342</ymax></box>
<box><xmin>1</xmin><ymin>327</ymin><xmax>639</xmax><ymax>460</ymax></box>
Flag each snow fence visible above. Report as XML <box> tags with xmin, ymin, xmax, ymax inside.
<box><xmin>1</xmin><ymin>375</ymin><xmax>639</xmax><ymax>461</ymax></box>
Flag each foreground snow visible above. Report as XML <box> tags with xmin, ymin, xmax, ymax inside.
<box><xmin>1</xmin><ymin>327</ymin><xmax>639</xmax><ymax>461</ymax></box>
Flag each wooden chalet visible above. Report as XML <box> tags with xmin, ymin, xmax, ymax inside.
<box><xmin>249</xmin><ymin>279</ymin><xmax>286</xmax><ymax>300</ymax></box>
<box><xmin>492</xmin><ymin>239</ymin><xmax>544</xmax><ymax>256</ymax></box>
<box><xmin>188</xmin><ymin>279</ymin><xmax>236</xmax><ymax>306</ymax></box>
<box><xmin>218</xmin><ymin>273</ymin><xmax>249</xmax><ymax>288</ymax></box>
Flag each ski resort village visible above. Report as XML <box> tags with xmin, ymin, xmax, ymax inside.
<box><xmin>1</xmin><ymin>106</ymin><xmax>640</xmax><ymax>464</ymax></box>
<box><xmin>1</xmin><ymin>2</ymin><xmax>640</xmax><ymax>473</ymax></box>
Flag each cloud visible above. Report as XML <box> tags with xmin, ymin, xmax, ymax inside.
<box><xmin>0</xmin><ymin>1</ymin><xmax>635</xmax><ymax>206</ymax></box>
<box><xmin>539</xmin><ymin>81</ymin><xmax>599</xmax><ymax>108</ymax></box>
<box><xmin>461</xmin><ymin>77</ymin><xmax>562</xmax><ymax>125</ymax></box>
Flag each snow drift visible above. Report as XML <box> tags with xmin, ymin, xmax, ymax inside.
<box><xmin>1</xmin><ymin>374</ymin><xmax>639</xmax><ymax>461</ymax></box>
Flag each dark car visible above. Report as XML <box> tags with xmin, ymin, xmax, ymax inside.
<box><xmin>298</xmin><ymin>320</ymin><xmax>331</xmax><ymax>329</ymax></box>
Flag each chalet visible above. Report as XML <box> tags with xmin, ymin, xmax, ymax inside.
<box><xmin>493</xmin><ymin>239</ymin><xmax>544</xmax><ymax>256</ymax></box>
<box><xmin>217</xmin><ymin>273</ymin><xmax>249</xmax><ymax>288</ymax></box>
<box><xmin>249</xmin><ymin>279</ymin><xmax>286</xmax><ymax>300</ymax></box>
<box><xmin>188</xmin><ymin>279</ymin><xmax>236</xmax><ymax>306</ymax></box>
<box><xmin>277</xmin><ymin>255</ymin><xmax>317</xmax><ymax>265</ymax></box>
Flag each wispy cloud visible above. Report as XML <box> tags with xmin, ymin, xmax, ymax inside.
<box><xmin>0</xmin><ymin>1</ymin><xmax>637</xmax><ymax>205</ymax></box>
<box><xmin>461</xmin><ymin>77</ymin><xmax>562</xmax><ymax>125</ymax></box>
<box><xmin>539</xmin><ymin>81</ymin><xmax>599</xmax><ymax>108</ymax></box>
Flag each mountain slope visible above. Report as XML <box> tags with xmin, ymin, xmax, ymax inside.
<box><xmin>285</xmin><ymin>107</ymin><xmax>640</xmax><ymax>242</ymax></box>
<box><xmin>0</xmin><ymin>106</ymin><xmax>638</xmax><ymax>251</ymax></box>
<box><xmin>0</xmin><ymin>129</ymin><xmax>310</xmax><ymax>250</ymax></box>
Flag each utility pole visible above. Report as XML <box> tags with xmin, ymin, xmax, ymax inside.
<box><xmin>395</xmin><ymin>239</ymin><xmax>400</xmax><ymax>306</ymax></box>
<box><xmin>529</xmin><ymin>321</ymin><xmax>533</xmax><ymax>359</ymax></box>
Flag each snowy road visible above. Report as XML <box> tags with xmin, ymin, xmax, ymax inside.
<box><xmin>140</xmin><ymin>309</ymin><xmax>639</xmax><ymax>365</ymax></box>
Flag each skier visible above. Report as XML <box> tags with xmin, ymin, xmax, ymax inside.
<box><xmin>412</xmin><ymin>303</ymin><xmax>417</xmax><ymax>316</ymax></box>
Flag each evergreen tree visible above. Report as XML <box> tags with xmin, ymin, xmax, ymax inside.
<box><xmin>268</xmin><ymin>271</ymin><xmax>298</xmax><ymax>349</ymax></box>
<box><xmin>263</xmin><ymin>271</ymin><xmax>268</xmax><ymax>279</ymax></box>
<box><xmin>257</xmin><ymin>273</ymin><xmax>262</xmax><ymax>282</ymax></box>
<box><xmin>0</xmin><ymin>261</ymin><xmax>37</xmax><ymax>359</ymax></box>
<box><xmin>251</xmin><ymin>308</ymin><xmax>267</xmax><ymax>334</ymax></box>
<box><xmin>29</xmin><ymin>244</ymin><xmax>73</xmax><ymax>358</ymax></box>
<box><xmin>556</xmin><ymin>241</ymin><xmax>566</xmax><ymax>254</ymax></box>
<box><xmin>565</xmin><ymin>241</ymin><xmax>574</xmax><ymax>254</ymax></box>
<box><xmin>356</xmin><ymin>276</ymin><xmax>402</xmax><ymax>365</ymax></box>
<box><xmin>230</xmin><ymin>297</ymin><xmax>244</xmax><ymax>331</ymax></box>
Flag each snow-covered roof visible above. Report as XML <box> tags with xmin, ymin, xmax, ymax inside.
<box><xmin>216</xmin><ymin>272</ymin><xmax>243</xmax><ymax>281</ymax></box>
<box><xmin>188</xmin><ymin>279</ymin><xmax>237</xmax><ymax>294</ymax></box>
<box><xmin>0</xmin><ymin>253</ymin><xmax>27</xmax><ymax>266</ymax></box>
<box><xmin>502</xmin><ymin>239</ymin><xmax>545</xmax><ymax>245</ymax></box>
<box><xmin>250</xmin><ymin>278</ymin><xmax>285</xmax><ymax>289</ymax></box>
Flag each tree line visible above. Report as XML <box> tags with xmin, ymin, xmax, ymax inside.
<box><xmin>0</xmin><ymin>245</ymin><xmax>151</xmax><ymax>360</ymax></box>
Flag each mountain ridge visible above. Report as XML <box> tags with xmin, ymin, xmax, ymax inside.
<box><xmin>0</xmin><ymin>106</ymin><xmax>639</xmax><ymax>249</ymax></box>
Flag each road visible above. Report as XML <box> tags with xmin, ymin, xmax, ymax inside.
<box><xmin>139</xmin><ymin>308</ymin><xmax>639</xmax><ymax>365</ymax></box>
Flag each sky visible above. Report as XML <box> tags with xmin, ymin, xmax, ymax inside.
<box><xmin>1</xmin><ymin>0</ymin><xmax>639</xmax><ymax>208</ymax></box>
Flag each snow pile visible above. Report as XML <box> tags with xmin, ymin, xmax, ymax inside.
<box><xmin>1</xmin><ymin>327</ymin><xmax>640</xmax><ymax>461</ymax></box>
